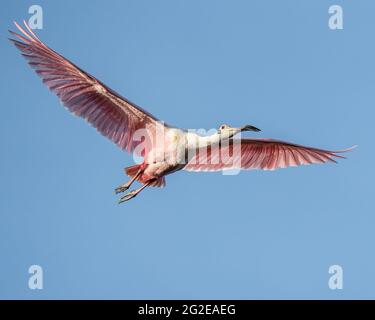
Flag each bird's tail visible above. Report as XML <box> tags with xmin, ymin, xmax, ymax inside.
<box><xmin>124</xmin><ymin>164</ymin><xmax>141</xmax><ymax>178</ymax></box>
<box><xmin>124</xmin><ymin>164</ymin><xmax>166</xmax><ymax>188</ymax></box>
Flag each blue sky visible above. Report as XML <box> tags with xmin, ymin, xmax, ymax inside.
<box><xmin>0</xmin><ymin>0</ymin><xmax>373</xmax><ymax>299</ymax></box>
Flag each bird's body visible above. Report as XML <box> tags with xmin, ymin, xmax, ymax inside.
<box><xmin>122</xmin><ymin>128</ymin><xmax>229</xmax><ymax>187</ymax></box>
<box><xmin>10</xmin><ymin>21</ymin><xmax>355</xmax><ymax>203</ymax></box>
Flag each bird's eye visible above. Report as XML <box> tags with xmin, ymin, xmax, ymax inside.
<box><xmin>220</xmin><ymin>125</ymin><xmax>225</xmax><ymax>130</ymax></box>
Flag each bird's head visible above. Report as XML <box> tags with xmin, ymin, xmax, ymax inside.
<box><xmin>217</xmin><ymin>124</ymin><xmax>261</xmax><ymax>138</ymax></box>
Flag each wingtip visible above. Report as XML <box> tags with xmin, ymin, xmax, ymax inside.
<box><xmin>13</xmin><ymin>20</ymin><xmax>21</xmax><ymax>29</ymax></box>
<box><xmin>13</xmin><ymin>20</ymin><xmax>30</xmax><ymax>29</ymax></box>
<box><xmin>342</xmin><ymin>145</ymin><xmax>357</xmax><ymax>152</ymax></box>
<box><xmin>333</xmin><ymin>145</ymin><xmax>357</xmax><ymax>153</ymax></box>
<box><xmin>23</xmin><ymin>19</ymin><xmax>32</xmax><ymax>31</ymax></box>
<box><xmin>9</xmin><ymin>21</ymin><xmax>19</xmax><ymax>34</ymax></box>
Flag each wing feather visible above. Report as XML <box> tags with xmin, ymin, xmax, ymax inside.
<box><xmin>10</xmin><ymin>21</ymin><xmax>164</xmax><ymax>153</ymax></box>
<box><xmin>184</xmin><ymin>138</ymin><xmax>354</xmax><ymax>172</ymax></box>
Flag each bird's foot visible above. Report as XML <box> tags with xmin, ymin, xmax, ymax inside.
<box><xmin>115</xmin><ymin>184</ymin><xmax>130</xmax><ymax>194</ymax></box>
<box><xmin>118</xmin><ymin>190</ymin><xmax>137</xmax><ymax>204</ymax></box>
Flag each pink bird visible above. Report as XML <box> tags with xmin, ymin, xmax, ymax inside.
<box><xmin>9</xmin><ymin>21</ymin><xmax>355</xmax><ymax>203</ymax></box>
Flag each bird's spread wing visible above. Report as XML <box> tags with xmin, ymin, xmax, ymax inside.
<box><xmin>184</xmin><ymin>138</ymin><xmax>354</xmax><ymax>172</ymax></box>
<box><xmin>9</xmin><ymin>21</ymin><xmax>164</xmax><ymax>153</ymax></box>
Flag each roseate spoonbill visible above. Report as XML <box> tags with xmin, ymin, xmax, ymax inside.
<box><xmin>9</xmin><ymin>21</ymin><xmax>354</xmax><ymax>203</ymax></box>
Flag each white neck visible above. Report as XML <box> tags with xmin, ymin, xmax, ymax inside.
<box><xmin>186</xmin><ymin>132</ymin><xmax>230</xmax><ymax>150</ymax></box>
<box><xmin>197</xmin><ymin>133</ymin><xmax>222</xmax><ymax>147</ymax></box>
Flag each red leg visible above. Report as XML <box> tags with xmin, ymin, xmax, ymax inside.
<box><xmin>115</xmin><ymin>169</ymin><xmax>142</xmax><ymax>194</ymax></box>
<box><xmin>118</xmin><ymin>179</ymin><xmax>155</xmax><ymax>204</ymax></box>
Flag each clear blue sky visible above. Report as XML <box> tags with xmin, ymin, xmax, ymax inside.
<box><xmin>0</xmin><ymin>0</ymin><xmax>373</xmax><ymax>299</ymax></box>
